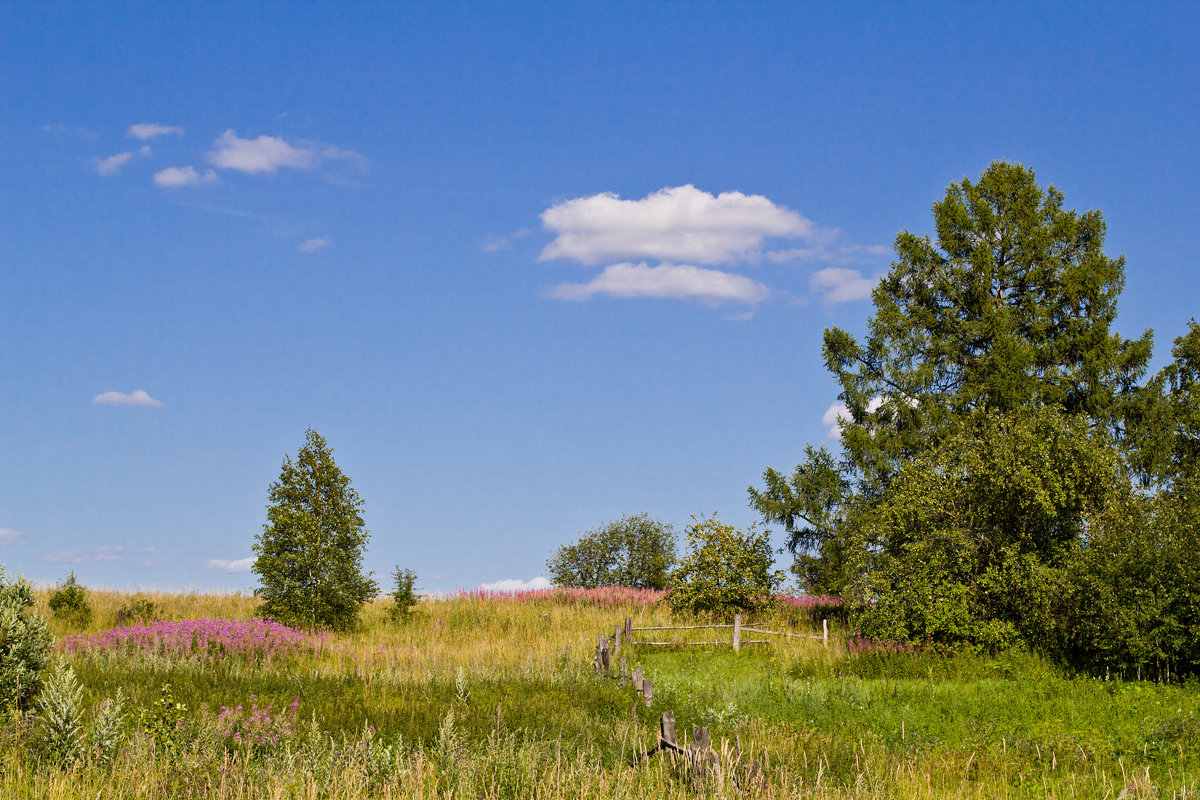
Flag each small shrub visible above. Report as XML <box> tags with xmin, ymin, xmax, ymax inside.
<box><xmin>116</xmin><ymin>597</ymin><xmax>158</xmax><ymax>625</ymax></box>
<box><xmin>387</xmin><ymin>567</ymin><xmax>419</xmax><ymax>621</ymax></box>
<box><xmin>0</xmin><ymin>566</ymin><xmax>54</xmax><ymax>711</ymax></box>
<box><xmin>668</xmin><ymin>513</ymin><xmax>784</xmax><ymax>614</ymax></box>
<box><xmin>140</xmin><ymin>683</ymin><xmax>188</xmax><ymax>752</ymax></box>
<box><xmin>48</xmin><ymin>572</ymin><xmax>92</xmax><ymax>626</ymax></box>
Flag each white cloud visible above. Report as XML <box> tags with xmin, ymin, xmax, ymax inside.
<box><xmin>208</xmin><ymin>130</ymin><xmax>316</xmax><ymax>175</ymax></box>
<box><xmin>153</xmin><ymin>166</ymin><xmax>218</xmax><ymax>188</ymax></box>
<box><xmin>0</xmin><ymin>529</ymin><xmax>31</xmax><ymax>546</ymax></box>
<box><xmin>297</xmin><ymin>237</ymin><xmax>331</xmax><ymax>254</ymax></box>
<box><xmin>810</xmin><ymin>267</ymin><xmax>879</xmax><ymax>303</ymax></box>
<box><xmin>479</xmin><ymin>576</ymin><xmax>552</xmax><ymax>592</ymax></box>
<box><xmin>93</xmin><ymin>152</ymin><xmax>135</xmax><ymax>176</ymax></box>
<box><xmin>540</xmin><ymin>185</ymin><xmax>812</xmax><ymax>266</ymax></box>
<box><xmin>202</xmin><ymin>557</ymin><xmax>255</xmax><ymax>573</ymax></box>
<box><xmin>46</xmin><ymin>546</ymin><xmax>124</xmax><ymax>563</ymax></box>
<box><xmin>92</xmin><ymin>389</ymin><xmax>165</xmax><ymax>408</ymax></box>
<box><xmin>545</xmin><ymin>262</ymin><xmax>769</xmax><ymax>305</ymax></box>
<box><xmin>128</xmin><ymin>123</ymin><xmax>184</xmax><ymax>140</ymax></box>
<box><xmin>768</xmin><ymin>243</ymin><xmax>889</xmax><ymax>264</ymax></box>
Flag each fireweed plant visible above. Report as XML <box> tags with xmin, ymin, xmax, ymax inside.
<box><xmin>57</xmin><ymin>618</ymin><xmax>327</xmax><ymax>661</ymax></box>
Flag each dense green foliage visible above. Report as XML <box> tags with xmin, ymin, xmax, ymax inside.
<box><xmin>750</xmin><ymin>162</ymin><xmax>1200</xmax><ymax>676</ymax></box>
<box><xmin>547</xmin><ymin>512</ymin><xmax>676</xmax><ymax>589</ymax></box>
<box><xmin>668</xmin><ymin>514</ymin><xmax>783</xmax><ymax>613</ymax></box>
<box><xmin>0</xmin><ymin>567</ymin><xmax>53</xmax><ymax>711</ymax></box>
<box><xmin>388</xmin><ymin>567</ymin><xmax>420</xmax><ymax>621</ymax></box>
<box><xmin>48</xmin><ymin>571</ymin><xmax>92</xmax><ymax>626</ymax></box>
<box><xmin>252</xmin><ymin>428</ymin><xmax>378</xmax><ymax>630</ymax></box>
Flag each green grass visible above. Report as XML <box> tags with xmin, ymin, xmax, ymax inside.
<box><xmin>7</xmin><ymin>590</ymin><xmax>1200</xmax><ymax>798</ymax></box>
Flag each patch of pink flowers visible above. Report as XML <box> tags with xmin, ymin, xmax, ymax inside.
<box><xmin>216</xmin><ymin>696</ymin><xmax>299</xmax><ymax>750</ymax></box>
<box><xmin>776</xmin><ymin>594</ymin><xmax>845</xmax><ymax>610</ymax></box>
<box><xmin>454</xmin><ymin>585</ymin><xmax>669</xmax><ymax>607</ymax></box>
<box><xmin>56</xmin><ymin>618</ymin><xmax>326</xmax><ymax>659</ymax></box>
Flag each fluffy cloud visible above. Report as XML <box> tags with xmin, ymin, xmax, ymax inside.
<box><xmin>545</xmin><ymin>262</ymin><xmax>770</xmax><ymax>305</ymax></box>
<box><xmin>128</xmin><ymin>123</ymin><xmax>184</xmax><ymax>140</ymax></box>
<box><xmin>479</xmin><ymin>576</ymin><xmax>551</xmax><ymax>592</ymax></box>
<box><xmin>153</xmin><ymin>166</ymin><xmax>218</xmax><ymax>188</ymax></box>
<box><xmin>93</xmin><ymin>152</ymin><xmax>135</xmax><ymax>176</ymax></box>
<box><xmin>540</xmin><ymin>185</ymin><xmax>812</xmax><ymax>266</ymax></box>
<box><xmin>201</xmin><ymin>557</ymin><xmax>255</xmax><ymax>573</ymax></box>
<box><xmin>208</xmin><ymin>130</ymin><xmax>316</xmax><ymax>175</ymax></box>
<box><xmin>297</xmin><ymin>237</ymin><xmax>331</xmax><ymax>254</ymax></box>
<box><xmin>0</xmin><ymin>529</ymin><xmax>30</xmax><ymax>546</ymax></box>
<box><xmin>45</xmin><ymin>546</ymin><xmax>124</xmax><ymax>563</ymax></box>
<box><xmin>92</xmin><ymin>389</ymin><xmax>164</xmax><ymax>407</ymax></box>
<box><xmin>810</xmin><ymin>267</ymin><xmax>879</xmax><ymax>303</ymax></box>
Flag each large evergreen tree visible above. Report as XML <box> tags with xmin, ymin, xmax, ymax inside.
<box><xmin>752</xmin><ymin>162</ymin><xmax>1153</xmax><ymax>599</ymax></box>
<box><xmin>253</xmin><ymin>429</ymin><xmax>378</xmax><ymax>630</ymax></box>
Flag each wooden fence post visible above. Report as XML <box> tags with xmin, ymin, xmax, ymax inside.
<box><xmin>660</xmin><ymin>711</ymin><xmax>677</xmax><ymax>750</ymax></box>
<box><xmin>643</xmin><ymin>676</ymin><xmax>653</xmax><ymax>707</ymax></box>
<box><xmin>614</xmin><ymin>623</ymin><xmax>621</xmax><ymax>656</ymax></box>
<box><xmin>618</xmin><ymin>655</ymin><xmax>627</xmax><ymax>681</ymax></box>
<box><xmin>632</xmin><ymin>666</ymin><xmax>644</xmax><ymax>692</ymax></box>
<box><xmin>117</xmin><ymin>608</ymin><xmax>126</xmax><ymax>627</ymax></box>
<box><xmin>732</xmin><ymin>613</ymin><xmax>742</xmax><ymax>653</ymax></box>
<box><xmin>823</xmin><ymin>618</ymin><xmax>828</xmax><ymax>648</ymax></box>
<box><xmin>625</xmin><ymin>617</ymin><xmax>633</xmax><ymax>641</ymax></box>
<box><xmin>599</xmin><ymin>633</ymin><xmax>611</xmax><ymax>676</ymax></box>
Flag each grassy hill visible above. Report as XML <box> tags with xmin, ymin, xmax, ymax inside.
<box><xmin>5</xmin><ymin>588</ymin><xmax>1198</xmax><ymax>798</ymax></box>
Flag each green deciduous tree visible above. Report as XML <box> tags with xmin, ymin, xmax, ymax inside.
<box><xmin>751</xmin><ymin>162</ymin><xmax>1151</xmax><ymax>598</ymax></box>
<box><xmin>252</xmin><ymin>429</ymin><xmax>378</xmax><ymax>630</ymax></box>
<box><xmin>546</xmin><ymin>513</ymin><xmax>676</xmax><ymax>589</ymax></box>
<box><xmin>668</xmin><ymin>514</ymin><xmax>783</xmax><ymax>614</ymax></box>
<box><xmin>856</xmin><ymin>407</ymin><xmax>1120</xmax><ymax>650</ymax></box>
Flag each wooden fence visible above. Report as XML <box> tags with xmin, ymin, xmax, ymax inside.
<box><xmin>590</xmin><ymin>613</ymin><xmax>813</xmax><ymax>783</ymax></box>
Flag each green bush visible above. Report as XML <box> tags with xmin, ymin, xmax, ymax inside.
<box><xmin>0</xmin><ymin>566</ymin><xmax>54</xmax><ymax>711</ymax></box>
<box><xmin>48</xmin><ymin>571</ymin><xmax>92</xmax><ymax>626</ymax></box>
<box><xmin>115</xmin><ymin>598</ymin><xmax>158</xmax><ymax>625</ymax></box>
<box><xmin>668</xmin><ymin>513</ymin><xmax>783</xmax><ymax>614</ymax></box>
<box><xmin>387</xmin><ymin>567</ymin><xmax>419</xmax><ymax>621</ymax></box>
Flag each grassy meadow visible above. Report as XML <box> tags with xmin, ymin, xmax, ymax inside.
<box><xmin>5</xmin><ymin>588</ymin><xmax>1199</xmax><ymax>799</ymax></box>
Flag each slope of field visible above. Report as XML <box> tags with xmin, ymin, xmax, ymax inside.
<box><xmin>5</xmin><ymin>589</ymin><xmax>1198</xmax><ymax>799</ymax></box>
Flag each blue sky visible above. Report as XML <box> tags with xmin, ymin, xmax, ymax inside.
<box><xmin>2</xmin><ymin>2</ymin><xmax>1197</xmax><ymax>593</ymax></box>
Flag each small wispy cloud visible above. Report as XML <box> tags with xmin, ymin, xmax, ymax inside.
<box><xmin>767</xmin><ymin>243</ymin><xmax>889</xmax><ymax>265</ymax></box>
<box><xmin>45</xmin><ymin>546</ymin><xmax>125</xmax><ymax>563</ymax></box>
<box><xmin>0</xmin><ymin>528</ymin><xmax>32</xmax><ymax>546</ymax></box>
<box><xmin>809</xmin><ymin>267</ymin><xmax>879</xmax><ymax>303</ymax></box>
<box><xmin>93</xmin><ymin>152</ymin><xmax>135</xmax><ymax>176</ymax></box>
<box><xmin>201</xmin><ymin>557</ymin><xmax>255</xmax><ymax>573</ymax></box>
<box><xmin>153</xmin><ymin>166</ymin><xmax>218</xmax><ymax>188</ymax></box>
<box><xmin>41</xmin><ymin>123</ymin><xmax>95</xmax><ymax>139</ymax></box>
<box><xmin>92</xmin><ymin>389</ymin><xmax>164</xmax><ymax>408</ymax></box>
<box><xmin>479</xmin><ymin>576</ymin><xmax>551</xmax><ymax>592</ymax></box>
<box><xmin>208</xmin><ymin>130</ymin><xmax>316</xmax><ymax>175</ymax></box>
<box><xmin>128</xmin><ymin>123</ymin><xmax>184</xmax><ymax>140</ymax></box>
<box><xmin>545</xmin><ymin>262</ymin><xmax>769</xmax><ymax>305</ymax></box>
<box><xmin>297</xmin><ymin>237</ymin><xmax>332</xmax><ymax>254</ymax></box>
<box><xmin>482</xmin><ymin>229</ymin><xmax>531</xmax><ymax>253</ymax></box>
